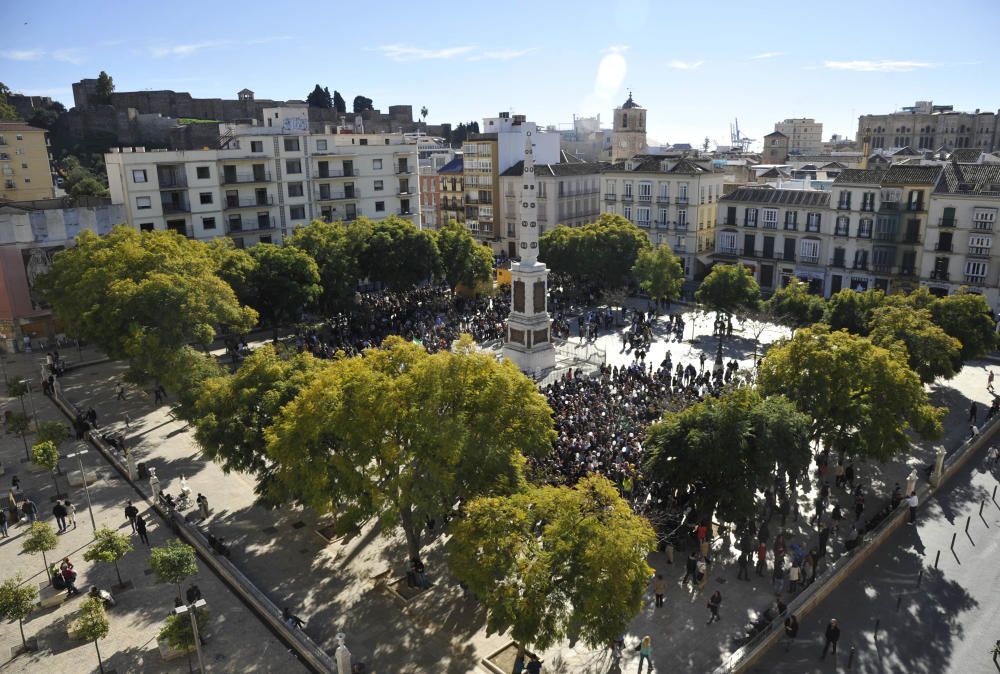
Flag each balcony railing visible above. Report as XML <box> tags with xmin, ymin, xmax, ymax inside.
<box><xmin>973</xmin><ymin>220</ymin><xmax>994</xmax><ymax>231</ymax></box>
<box><xmin>934</xmin><ymin>242</ymin><xmax>953</xmax><ymax>252</ymax></box>
<box><xmin>872</xmin><ymin>263</ymin><xmax>893</xmax><ymax>274</ymax></box>
<box><xmin>905</xmin><ymin>202</ymin><xmax>925</xmax><ymax>212</ymax></box>
<box><xmin>657</xmin><ymin>196</ymin><xmax>671</xmax><ymax>205</ymax></box>
<box><xmin>675</xmin><ymin>222</ymin><xmax>689</xmax><ymax>231</ymax></box>
<box><xmin>161</xmin><ymin>203</ymin><xmax>190</xmax><ymax>214</ymax></box>
<box><xmin>965</xmin><ymin>275</ymin><xmax>987</xmax><ymax>285</ymax></box>
<box><xmin>226</xmin><ymin>216</ymin><xmax>277</xmax><ymax>234</ymax></box>
<box><xmin>604</xmin><ymin>193</ymin><xmax>617</xmax><ymax>202</ymax></box>
<box><xmin>637</xmin><ymin>220</ymin><xmax>651</xmax><ymax>228</ymax></box>
<box><xmin>316</xmin><ymin>168</ymin><xmax>359</xmax><ymax>178</ymax></box>
<box><xmin>967</xmin><ymin>248</ymin><xmax>992</xmax><ymax>259</ymax></box>
<box><xmin>719</xmin><ymin>247</ymin><xmax>739</xmax><ymax>256</ymax></box>
<box><xmin>930</xmin><ymin>270</ymin><xmax>950</xmax><ymax>281</ymax></box>
<box><xmin>224</xmin><ymin>196</ymin><xmax>274</xmax><ymax>209</ymax></box>
<box><xmin>676</xmin><ymin>196</ymin><xmax>689</xmax><ymax>205</ymax></box>
<box><xmin>655</xmin><ymin>220</ymin><xmax>669</xmax><ymax>229</ymax></box>
<box><xmin>158</xmin><ymin>176</ymin><xmax>187</xmax><ymax>189</ymax></box>
<box><xmin>829</xmin><ymin>257</ymin><xmax>846</xmax><ymax>268</ymax></box>
<box><xmin>398</xmin><ymin>209</ymin><xmax>415</xmax><ymax>217</ymax></box>
<box><xmin>938</xmin><ymin>218</ymin><xmax>956</xmax><ymax>227</ymax></box>
<box><xmin>621</xmin><ymin>194</ymin><xmax>634</xmax><ymax>203</ymax></box>
<box><xmin>317</xmin><ymin>191</ymin><xmax>360</xmax><ymax>201</ymax></box>
<box><xmin>395</xmin><ymin>166</ymin><xmax>413</xmax><ymax>175</ymax></box>
<box><xmin>223</xmin><ymin>172</ymin><xmax>272</xmax><ymax>184</ymax></box>
<box><xmin>799</xmin><ymin>255</ymin><xmax>820</xmax><ymax>265</ymax></box>
<box><xmin>837</xmin><ymin>202</ymin><xmax>851</xmax><ymax>210</ymax></box>
<box><xmin>638</xmin><ymin>195</ymin><xmax>652</xmax><ymax>203</ymax></box>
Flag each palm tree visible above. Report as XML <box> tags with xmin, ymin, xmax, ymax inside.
<box><xmin>420</xmin><ymin>106</ymin><xmax>428</xmax><ymax>132</ymax></box>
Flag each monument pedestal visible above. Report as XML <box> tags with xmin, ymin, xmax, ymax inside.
<box><xmin>503</xmin><ymin>260</ymin><xmax>555</xmax><ymax>377</ymax></box>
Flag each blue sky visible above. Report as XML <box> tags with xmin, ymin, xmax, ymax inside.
<box><xmin>2</xmin><ymin>0</ymin><xmax>997</xmax><ymax>150</ymax></box>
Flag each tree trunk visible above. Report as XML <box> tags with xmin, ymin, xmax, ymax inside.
<box><xmin>50</xmin><ymin>471</ymin><xmax>61</xmax><ymax>497</ymax></box>
<box><xmin>94</xmin><ymin>639</ymin><xmax>104</xmax><ymax>673</ymax></box>
<box><xmin>398</xmin><ymin>507</ymin><xmax>422</xmax><ymax>562</ymax></box>
<box><xmin>41</xmin><ymin>551</ymin><xmax>51</xmax><ymax>585</ymax></box>
<box><xmin>113</xmin><ymin>559</ymin><xmax>123</xmax><ymax>587</ymax></box>
<box><xmin>20</xmin><ymin>433</ymin><xmax>29</xmax><ymax>462</ymax></box>
<box><xmin>18</xmin><ymin>618</ymin><xmax>26</xmax><ymax>650</ymax></box>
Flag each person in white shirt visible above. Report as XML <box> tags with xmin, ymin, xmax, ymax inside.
<box><xmin>907</xmin><ymin>492</ymin><xmax>919</xmax><ymax>524</ymax></box>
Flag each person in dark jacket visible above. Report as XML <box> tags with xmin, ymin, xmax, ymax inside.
<box><xmin>822</xmin><ymin>618</ymin><xmax>841</xmax><ymax>659</ymax></box>
<box><xmin>784</xmin><ymin>614</ymin><xmax>799</xmax><ymax>651</ymax></box>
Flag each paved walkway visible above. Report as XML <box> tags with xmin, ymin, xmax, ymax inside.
<box><xmin>0</xmin><ymin>349</ymin><xmax>307</xmax><ymax>674</ymax></box>
<box><xmin>1</xmin><ymin>308</ymin><xmax>994</xmax><ymax>674</ymax></box>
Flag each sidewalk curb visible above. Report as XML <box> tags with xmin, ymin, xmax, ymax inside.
<box><xmin>713</xmin><ymin>416</ymin><xmax>1000</xmax><ymax>673</ymax></box>
<box><xmin>45</xmin><ymin>376</ymin><xmax>337</xmax><ymax>673</ymax></box>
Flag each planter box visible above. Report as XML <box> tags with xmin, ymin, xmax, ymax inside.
<box><xmin>66</xmin><ymin>616</ymin><xmax>83</xmax><ymax>641</ymax></box>
<box><xmin>157</xmin><ymin>636</ymin><xmax>194</xmax><ymax>662</ymax></box>
<box><xmin>483</xmin><ymin>642</ymin><xmax>535</xmax><ymax>674</ymax></box>
<box><xmin>37</xmin><ymin>583</ymin><xmax>67</xmax><ymax>609</ymax></box>
<box><xmin>27</xmin><ymin>462</ymin><xmax>50</xmax><ymax>474</ymax></box>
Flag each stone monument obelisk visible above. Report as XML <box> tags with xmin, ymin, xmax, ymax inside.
<box><xmin>503</xmin><ymin>130</ymin><xmax>556</xmax><ymax>376</ymax></box>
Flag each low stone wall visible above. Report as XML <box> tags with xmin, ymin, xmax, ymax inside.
<box><xmin>713</xmin><ymin>416</ymin><xmax>1000</xmax><ymax>673</ymax></box>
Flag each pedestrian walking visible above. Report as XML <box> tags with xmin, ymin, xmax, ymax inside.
<box><xmin>737</xmin><ymin>551</ymin><xmax>751</xmax><ymax>581</ymax></box>
<box><xmin>695</xmin><ymin>557</ymin><xmax>708</xmax><ymax>592</ymax></box>
<box><xmin>196</xmin><ymin>493</ymin><xmax>210</xmax><ymax>520</ymax></box>
<box><xmin>636</xmin><ymin>635</ymin><xmax>652</xmax><ymax>674</ymax></box>
<box><xmin>53</xmin><ymin>500</ymin><xmax>68</xmax><ymax>532</ymax></box>
<box><xmin>682</xmin><ymin>551</ymin><xmax>698</xmax><ymax>585</ymax></box>
<box><xmin>115</xmin><ymin>382</ymin><xmax>126</xmax><ymax>400</ymax></box>
<box><xmin>818</xmin><ymin>522</ymin><xmax>831</xmax><ymax>558</ymax></box>
<box><xmin>706</xmin><ymin>590</ymin><xmax>722</xmax><ymax>624</ymax></box>
<box><xmin>821</xmin><ymin>618</ymin><xmax>841</xmax><ymax>659</ymax></box>
<box><xmin>784</xmin><ymin>614</ymin><xmax>799</xmax><ymax>652</ymax></box>
<box><xmin>787</xmin><ymin>562</ymin><xmax>801</xmax><ymax>593</ymax></box>
<box><xmin>807</xmin><ymin>548</ymin><xmax>819</xmax><ymax>584</ymax></box>
<box><xmin>653</xmin><ymin>574</ymin><xmax>665</xmax><ymax>608</ymax></box>
<box><xmin>907</xmin><ymin>491</ymin><xmax>918</xmax><ymax>524</ymax></box>
<box><xmin>124</xmin><ymin>500</ymin><xmax>138</xmax><ymax>532</ymax></box>
<box><xmin>854</xmin><ymin>489</ymin><xmax>865</xmax><ymax>521</ymax></box>
<box><xmin>772</xmin><ymin>561</ymin><xmax>785</xmax><ymax>595</ymax></box>
<box><xmin>988</xmin><ymin>445</ymin><xmax>1000</xmax><ymax>468</ymax></box>
<box><xmin>844</xmin><ymin>462</ymin><xmax>855</xmax><ymax>490</ymax></box>
<box><xmin>66</xmin><ymin>499</ymin><xmax>77</xmax><ymax>529</ymax></box>
<box><xmin>124</xmin><ymin>412</ymin><xmax>131</xmax><ymax>430</ymax></box>
<box><xmin>22</xmin><ymin>497</ymin><xmax>38</xmax><ymax>523</ymax></box>
<box><xmin>0</xmin><ymin>513</ymin><xmax>8</xmax><ymax>537</ymax></box>
<box><xmin>969</xmin><ymin>401</ymin><xmax>978</xmax><ymax>424</ymax></box>
<box><xmin>282</xmin><ymin>607</ymin><xmax>306</xmax><ymax>629</ymax></box>
<box><xmin>988</xmin><ymin>369</ymin><xmax>995</xmax><ymax>392</ymax></box>
<box><xmin>755</xmin><ymin>541</ymin><xmax>767</xmax><ymax>576</ymax></box>
<box><xmin>135</xmin><ymin>514</ymin><xmax>149</xmax><ymax>545</ymax></box>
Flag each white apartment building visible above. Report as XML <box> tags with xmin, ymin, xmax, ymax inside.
<box><xmin>714</xmin><ymin>187</ymin><xmax>832</xmax><ymax>293</ymax></box>
<box><xmin>601</xmin><ymin>156</ymin><xmax>726</xmax><ymax>279</ymax></box>
<box><xmin>922</xmin><ymin>163</ymin><xmax>1000</xmax><ymax>310</ymax></box>
<box><xmin>106</xmin><ymin>106</ymin><xmax>419</xmax><ymax>246</ymax></box>
<box><xmin>500</xmin><ymin>162</ymin><xmax>605</xmax><ymax>258</ymax></box>
<box><xmin>774</xmin><ymin>118</ymin><xmax>824</xmax><ymax>155</ymax></box>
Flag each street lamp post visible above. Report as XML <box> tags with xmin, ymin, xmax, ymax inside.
<box><xmin>20</xmin><ymin>379</ymin><xmax>38</xmax><ymax>431</ymax></box>
<box><xmin>65</xmin><ymin>447</ymin><xmax>97</xmax><ymax>531</ymax></box>
<box><xmin>174</xmin><ymin>598</ymin><xmax>207</xmax><ymax>673</ymax></box>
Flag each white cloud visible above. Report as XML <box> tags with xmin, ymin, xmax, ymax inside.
<box><xmin>602</xmin><ymin>45</ymin><xmax>630</xmax><ymax>54</ymax></box>
<box><xmin>823</xmin><ymin>60</ymin><xmax>933</xmax><ymax>72</ymax></box>
<box><xmin>52</xmin><ymin>48</ymin><xmax>85</xmax><ymax>64</ymax></box>
<box><xmin>751</xmin><ymin>51</ymin><xmax>783</xmax><ymax>60</ymax></box>
<box><xmin>1</xmin><ymin>49</ymin><xmax>45</xmax><ymax>61</ymax></box>
<box><xmin>468</xmin><ymin>48</ymin><xmax>537</xmax><ymax>62</ymax></box>
<box><xmin>374</xmin><ymin>44</ymin><xmax>476</xmax><ymax>62</ymax></box>
<box><xmin>594</xmin><ymin>50</ymin><xmax>628</xmax><ymax>99</ymax></box>
<box><xmin>668</xmin><ymin>60</ymin><xmax>704</xmax><ymax>70</ymax></box>
<box><xmin>149</xmin><ymin>40</ymin><xmax>232</xmax><ymax>58</ymax></box>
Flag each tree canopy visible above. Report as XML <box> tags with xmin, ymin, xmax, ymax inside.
<box><xmin>352</xmin><ymin>95</ymin><xmax>374</xmax><ymax>113</ymax></box>
<box><xmin>36</xmin><ymin>227</ymin><xmax>257</xmax><ymax>382</ymax></box>
<box><xmin>758</xmin><ymin>324</ymin><xmax>943</xmax><ymax>462</ymax></box>
<box><xmin>823</xmin><ymin>288</ymin><xmax>885</xmax><ymax>335</ymax></box>
<box><xmin>245</xmin><ymin>243</ymin><xmax>321</xmax><ymax>331</ymax></box>
<box><xmin>288</xmin><ymin>219</ymin><xmax>370</xmax><ymax>310</ymax></box>
<box><xmin>868</xmin><ymin>305</ymin><xmax>962</xmax><ymax>383</ymax></box>
<box><xmin>538</xmin><ymin>214</ymin><xmax>650</xmax><ymax>290</ymax></box>
<box><xmin>632</xmin><ymin>243</ymin><xmax>684</xmax><ymax>305</ymax></box>
<box><xmin>448</xmin><ymin>475</ymin><xmax>655</xmax><ymax>653</ymax></box>
<box><xmin>434</xmin><ymin>222</ymin><xmax>493</xmax><ymax>290</ymax></box>
<box><xmin>306</xmin><ymin>85</ymin><xmax>333</xmax><ymax>108</ymax></box>
<box><xmin>83</xmin><ymin>527</ymin><xmax>134</xmax><ymax>587</ymax></box>
<box><xmin>22</xmin><ymin>522</ymin><xmax>58</xmax><ymax>582</ymax></box>
<box><xmin>193</xmin><ymin>345</ymin><xmax>327</xmax><ymax>505</ymax></box>
<box><xmin>332</xmin><ymin>90</ymin><xmax>346</xmax><ymax>114</ymax></box>
<box><xmin>644</xmin><ymin>387</ymin><xmax>811</xmax><ymax>521</ymax></box>
<box><xmin>765</xmin><ymin>278</ymin><xmax>826</xmax><ymax>329</ymax></box>
<box><xmin>927</xmin><ymin>290</ymin><xmax>997</xmax><ymax>362</ymax></box>
<box><xmin>94</xmin><ymin>71</ymin><xmax>114</xmax><ymax>104</ymax></box>
<box><xmin>266</xmin><ymin>336</ymin><xmax>555</xmax><ymax>559</ymax></box>
<box><xmin>0</xmin><ymin>574</ymin><xmax>38</xmax><ymax>649</ymax></box>
<box><xmin>150</xmin><ymin>540</ymin><xmax>198</xmax><ymax>601</ymax></box>
<box><xmin>695</xmin><ymin>263</ymin><xmax>760</xmax><ymax>316</ymax></box>
<box><xmin>360</xmin><ymin>217</ymin><xmax>441</xmax><ymax>290</ymax></box>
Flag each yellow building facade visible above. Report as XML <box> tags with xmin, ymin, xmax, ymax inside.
<box><xmin>0</xmin><ymin>123</ymin><xmax>54</xmax><ymax>201</ymax></box>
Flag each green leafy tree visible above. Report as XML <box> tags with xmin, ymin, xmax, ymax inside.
<box><xmin>823</xmin><ymin>288</ymin><xmax>885</xmax><ymax>335</ymax></box>
<box><xmin>94</xmin><ymin>71</ymin><xmax>114</xmax><ymax>104</ymax></box>
<box><xmin>57</xmin><ymin>155</ymin><xmax>110</xmax><ymax>198</ymax></box>
<box><xmin>6</xmin><ymin>376</ymin><xmax>28</xmax><ymax>413</ymax></box>
<box><xmin>0</xmin><ymin>575</ymin><xmax>39</xmax><ymax>651</ymax></box>
<box><xmin>156</xmin><ymin>346</ymin><xmax>225</xmax><ymax>423</ymax></box>
<box><xmin>632</xmin><ymin>243</ymin><xmax>684</xmax><ymax>308</ymax></box>
<box><xmin>22</xmin><ymin>522</ymin><xmax>59</xmax><ymax>584</ymax></box>
<box><xmin>758</xmin><ymin>324</ymin><xmax>943</xmax><ymax>462</ymax></box>
<box><xmin>434</xmin><ymin>221</ymin><xmax>493</xmax><ymax>290</ymax></box>
<box><xmin>448</xmin><ymin>476</ymin><xmax>655</xmax><ymax>657</ymax></box>
<box><xmin>36</xmin><ymin>420</ymin><xmax>69</xmax><ymax>449</ymax></box>
<box><xmin>159</xmin><ymin>607</ymin><xmax>209</xmax><ymax>651</ymax></box>
<box><xmin>245</xmin><ymin>243</ymin><xmax>321</xmax><ymax>335</ymax></box>
<box><xmin>7</xmin><ymin>411</ymin><xmax>31</xmax><ymax>461</ymax></box>
<box><xmin>645</xmin><ymin>387</ymin><xmax>810</xmax><ymax>520</ymax></box>
<box><xmin>539</xmin><ymin>214</ymin><xmax>650</xmax><ymax>290</ymax></box>
<box><xmin>360</xmin><ymin>216</ymin><xmax>441</xmax><ymax>290</ymax></box>
<box><xmin>193</xmin><ymin>346</ymin><xmax>326</xmax><ymax>505</ymax></box>
<box><xmin>928</xmin><ymin>291</ymin><xmax>997</xmax><ymax>362</ymax></box>
<box><xmin>83</xmin><ymin>527</ymin><xmax>135</xmax><ymax>587</ymax></box>
<box><xmin>31</xmin><ymin>440</ymin><xmax>62</xmax><ymax>495</ymax></box>
<box><xmin>205</xmin><ymin>238</ymin><xmax>256</xmax><ymax>306</ymax></box>
<box><xmin>0</xmin><ymin>82</ymin><xmax>17</xmax><ymax>120</ymax></box>
<box><xmin>72</xmin><ymin>596</ymin><xmax>110</xmax><ymax>672</ymax></box>
<box><xmin>288</xmin><ymin>218</ymin><xmax>370</xmax><ymax>310</ymax></box>
<box><xmin>868</xmin><ymin>305</ymin><xmax>962</xmax><ymax>383</ymax></box>
<box><xmin>765</xmin><ymin>278</ymin><xmax>826</xmax><ymax>331</ymax></box>
<box><xmin>150</xmin><ymin>540</ymin><xmax>198</xmax><ymax>603</ymax></box>
<box><xmin>420</xmin><ymin>106</ymin><xmax>428</xmax><ymax>126</ymax></box>
<box><xmin>36</xmin><ymin>227</ymin><xmax>257</xmax><ymax>384</ymax></box>
<box><xmin>266</xmin><ymin>335</ymin><xmax>555</xmax><ymax>560</ymax></box>
<box><xmin>306</xmin><ymin>84</ymin><xmax>332</xmax><ymax>108</ymax></box>
<box><xmin>332</xmin><ymin>90</ymin><xmax>346</xmax><ymax>114</ymax></box>
<box><xmin>352</xmin><ymin>95</ymin><xmax>373</xmax><ymax>113</ymax></box>
<box><xmin>695</xmin><ymin>263</ymin><xmax>761</xmax><ymax>317</ymax></box>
